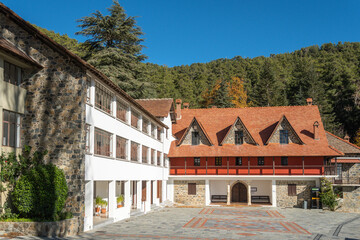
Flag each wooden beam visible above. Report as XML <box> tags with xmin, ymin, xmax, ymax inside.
<box><xmin>185</xmin><ymin>157</ymin><xmax>187</xmax><ymax>175</ymax></box>
<box><xmin>273</xmin><ymin>157</ymin><xmax>275</xmax><ymax>175</ymax></box>
<box><xmin>248</xmin><ymin>157</ymin><xmax>250</xmax><ymax>175</ymax></box>
<box><xmin>302</xmin><ymin>156</ymin><xmax>305</xmax><ymax>175</ymax></box>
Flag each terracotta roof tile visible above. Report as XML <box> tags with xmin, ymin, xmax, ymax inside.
<box><xmin>135</xmin><ymin>98</ymin><xmax>174</xmax><ymax>118</ymax></box>
<box><xmin>326</xmin><ymin>131</ymin><xmax>360</xmax><ymax>155</ymax></box>
<box><xmin>169</xmin><ymin>105</ymin><xmax>341</xmax><ymax>157</ymax></box>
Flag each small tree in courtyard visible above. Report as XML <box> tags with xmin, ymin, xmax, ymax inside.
<box><xmin>320</xmin><ymin>178</ymin><xmax>340</xmax><ymax>211</ymax></box>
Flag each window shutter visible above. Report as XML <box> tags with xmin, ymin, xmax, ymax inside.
<box><xmin>288</xmin><ymin>184</ymin><xmax>296</xmax><ymax>196</ymax></box>
<box><xmin>188</xmin><ymin>183</ymin><xmax>196</xmax><ymax>195</ymax></box>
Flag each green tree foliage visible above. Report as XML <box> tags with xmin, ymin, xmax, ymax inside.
<box><xmin>76</xmin><ymin>0</ymin><xmax>148</xmax><ymax>98</ymax></box>
<box><xmin>12</xmin><ymin>164</ymin><xmax>68</xmax><ymax>221</ymax></box>
<box><xmin>320</xmin><ymin>178</ymin><xmax>340</xmax><ymax>211</ymax></box>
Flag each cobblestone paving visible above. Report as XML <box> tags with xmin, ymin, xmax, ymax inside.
<box><xmin>10</xmin><ymin>207</ymin><xmax>360</xmax><ymax>240</ymax></box>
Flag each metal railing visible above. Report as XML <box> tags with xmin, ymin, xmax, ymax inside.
<box><xmin>328</xmin><ymin>177</ymin><xmax>360</xmax><ymax>185</ymax></box>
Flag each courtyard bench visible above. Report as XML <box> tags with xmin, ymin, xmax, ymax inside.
<box><xmin>251</xmin><ymin>195</ymin><xmax>270</xmax><ymax>203</ymax></box>
<box><xmin>211</xmin><ymin>195</ymin><xmax>227</xmax><ymax>203</ymax></box>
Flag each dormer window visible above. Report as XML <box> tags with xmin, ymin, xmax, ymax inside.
<box><xmin>235</xmin><ymin>130</ymin><xmax>244</xmax><ymax>145</ymax></box>
<box><xmin>280</xmin><ymin>130</ymin><xmax>289</xmax><ymax>144</ymax></box>
<box><xmin>192</xmin><ymin>131</ymin><xmax>200</xmax><ymax>145</ymax></box>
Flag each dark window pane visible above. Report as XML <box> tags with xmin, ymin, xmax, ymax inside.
<box><xmin>280</xmin><ymin>130</ymin><xmax>289</xmax><ymax>144</ymax></box>
<box><xmin>215</xmin><ymin>157</ymin><xmax>222</xmax><ymax>166</ymax></box>
<box><xmin>235</xmin><ymin>131</ymin><xmax>244</xmax><ymax>145</ymax></box>
<box><xmin>258</xmin><ymin>157</ymin><xmax>264</xmax><ymax>165</ymax></box>
<box><xmin>236</xmin><ymin>157</ymin><xmax>242</xmax><ymax>166</ymax></box>
<box><xmin>2</xmin><ymin>122</ymin><xmax>8</xmax><ymax>146</ymax></box>
<box><xmin>9</xmin><ymin>123</ymin><xmax>15</xmax><ymax>147</ymax></box>
<box><xmin>281</xmin><ymin>157</ymin><xmax>288</xmax><ymax>165</ymax></box>
<box><xmin>192</xmin><ymin>132</ymin><xmax>199</xmax><ymax>145</ymax></box>
<box><xmin>194</xmin><ymin>157</ymin><xmax>200</xmax><ymax>166</ymax></box>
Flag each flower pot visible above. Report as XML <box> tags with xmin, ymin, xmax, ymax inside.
<box><xmin>95</xmin><ymin>207</ymin><xmax>100</xmax><ymax>213</ymax></box>
<box><xmin>101</xmin><ymin>208</ymin><xmax>106</xmax><ymax>214</ymax></box>
<box><xmin>117</xmin><ymin>204</ymin><xmax>123</xmax><ymax>208</ymax></box>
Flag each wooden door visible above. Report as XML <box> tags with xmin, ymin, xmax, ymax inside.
<box><xmin>231</xmin><ymin>182</ymin><xmax>247</xmax><ymax>203</ymax></box>
<box><xmin>142</xmin><ymin>181</ymin><xmax>146</xmax><ymax>201</ymax></box>
<box><xmin>157</xmin><ymin>180</ymin><xmax>162</xmax><ymax>203</ymax></box>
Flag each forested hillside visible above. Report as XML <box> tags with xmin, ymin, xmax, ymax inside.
<box><xmin>33</xmin><ymin>26</ymin><xmax>360</xmax><ymax>141</ymax></box>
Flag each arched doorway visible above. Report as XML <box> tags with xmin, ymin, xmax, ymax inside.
<box><xmin>231</xmin><ymin>182</ymin><xmax>247</xmax><ymax>203</ymax></box>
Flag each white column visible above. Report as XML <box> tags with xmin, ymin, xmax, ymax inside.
<box><xmin>112</xmin><ymin>96</ymin><xmax>116</xmax><ymax>118</ymax></box>
<box><xmin>147</xmin><ymin>147</ymin><xmax>151</xmax><ymax>164</ymax></box>
<box><xmin>227</xmin><ymin>181</ymin><xmax>230</xmax><ymax>205</ymax></box>
<box><xmin>145</xmin><ymin>180</ymin><xmax>151</xmax><ymax>213</ymax></box>
<box><xmin>167</xmin><ymin>179</ymin><xmax>174</xmax><ymax>202</ymax></box>
<box><xmin>136</xmin><ymin>181</ymin><xmax>142</xmax><ymax>210</ymax></box>
<box><xmin>84</xmin><ymin>180</ymin><xmax>94</xmax><ymax>232</ymax></box>
<box><xmin>139</xmin><ymin>144</ymin><xmax>143</xmax><ymax>163</ymax></box>
<box><xmin>139</xmin><ymin>115</ymin><xmax>143</xmax><ymax>131</ymax></box>
<box><xmin>153</xmin><ymin>181</ymin><xmax>158</xmax><ymax>205</ymax></box>
<box><xmin>162</xmin><ymin>180</ymin><xmax>167</xmax><ymax>203</ymax></box>
<box><xmin>90</xmin><ymin>78</ymin><xmax>95</xmax><ymax>106</ymax></box>
<box><xmin>112</xmin><ymin>135</ymin><xmax>116</xmax><ymax>158</ymax></box>
<box><xmin>205</xmin><ymin>179</ymin><xmax>210</xmax><ymax>206</ymax></box>
<box><xmin>247</xmin><ymin>182</ymin><xmax>251</xmax><ymax>206</ymax></box>
<box><xmin>271</xmin><ymin>180</ymin><xmax>277</xmax><ymax>207</ymax></box>
<box><xmin>124</xmin><ymin>180</ymin><xmax>131</xmax><ymax>209</ymax></box>
<box><xmin>108</xmin><ymin>180</ymin><xmax>116</xmax><ymax>218</ymax></box>
<box><xmin>126</xmin><ymin>140</ymin><xmax>131</xmax><ymax>161</ymax></box>
<box><xmin>90</xmin><ymin>125</ymin><xmax>95</xmax><ymax>154</ymax></box>
<box><xmin>127</xmin><ymin>106</ymin><xmax>131</xmax><ymax>125</ymax></box>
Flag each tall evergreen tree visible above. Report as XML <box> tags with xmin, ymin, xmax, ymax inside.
<box><xmin>76</xmin><ymin>0</ymin><xmax>148</xmax><ymax>98</ymax></box>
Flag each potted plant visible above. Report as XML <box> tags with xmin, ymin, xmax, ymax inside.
<box><xmin>101</xmin><ymin>199</ymin><xmax>108</xmax><ymax>214</ymax></box>
<box><xmin>117</xmin><ymin>195</ymin><xmax>124</xmax><ymax>208</ymax></box>
<box><xmin>95</xmin><ymin>196</ymin><xmax>102</xmax><ymax>213</ymax></box>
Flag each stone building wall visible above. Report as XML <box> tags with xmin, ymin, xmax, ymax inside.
<box><xmin>269</xmin><ymin>120</ymin><xmax>300</xmax><ymax>144</ymax></box>
<box><xmin>276</xmin><ymin>180</ymin><xmax>315</xmax><ymax>207</ymax></box>
<box><xmin>339</xmin><ymin>186</ymin><xmax>360</xmax><ymax>213</ymax></box>
<box><xmin>1</xmin><ymin>12</ymin><xmax>86</xmax><ymax>232</ymax></box>
<box><xmin>339</xmin><ymin>163</ymin><xmax>360</xmax><ymax>180</ymax></box>
<box><xmin>174</xmin><ymin>180</ymin><xmax>205</xmax><ymax>205</ymax></box>
<box><xmin>222</xmin><ymin>120</ymin><xmax>254</xmax><ymax>145</ymax></box>
<box><xmin>181</xmin><ymin>122</ymin><xmax>211</xmax><ymax>146</ymax></box>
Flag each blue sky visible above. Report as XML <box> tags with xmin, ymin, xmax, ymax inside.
<box><xmin>2</xmin><ymin>0</ymin><xmax>360</xmax><ymax>67</ymax></box>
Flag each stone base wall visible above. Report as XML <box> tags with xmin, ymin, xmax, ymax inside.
<box><xmin>174</xmin><ymin>180</ymin><xmax>205</xmax><ymax>205</ymax></box>
<box><xmin>338</xmin><ymin>186</ymin><xmax>360</xmax><ymax>213</ymax></box>
<box><xmin>276</xmin><ymin>180</ymin><xmax>315</xmax><ymax>208</ymax></box>
<box><xmin>0</xmin><ymin>217</ymin><xmax>80</xmax><ymax>237</ymax></box>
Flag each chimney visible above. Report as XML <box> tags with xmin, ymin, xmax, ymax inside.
<box><xmin>176</xmin><ymin>99</ymin><xmax>182</xmax><ymax>120</ymax></box>
<box><xmin>344</xmin><ymin>134</ymin><xmax>350</xmax><ymax>142</ymax></box>
<box><xmin>313</xmin><ymin>121</ymin><xmax>319</xmax><ymax>140</ymax></box>
<box><xmin>183</xmin><ymin>102</ymin><xmax>189</xmax><ymax>109</ymax></box>
<box><xmin>306</xmin><ymin>98</ymin><xmax>313</xmax><ymax>106</ymax></box>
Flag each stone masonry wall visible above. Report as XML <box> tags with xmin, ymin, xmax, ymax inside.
<box><xmin>269</xmin><ymin>120</ymin><xmax>300</xmax><ymax>144</ymax></box>
<box><xmin>222</xmin><ymin>120</ymin><xmax>254</xmax><ymax>145</ymax></box>
<box><xmin>1</xmin><ymin>12</ymin><xmax>86</xmax><ymax>232</ymax></box>
<box><xmin>174</xmin><ymin>180</ymin><xmax>205</xmax><ymax>205</ymax></box>
<box><xmin>340</xmin><ymin>186</ymin><xmax>360</xmax><ymax>213</ymax></box>
<box><xmin>276</xmin><ymin>180</ymin><xmax>315</xmax><ymax>207</ymax></box>
<box><xmin>181</xmin><ymin>122</ymin><xmax>211</xmax><ymax>146</ymax></box>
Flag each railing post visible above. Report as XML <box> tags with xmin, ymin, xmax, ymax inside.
<box><xmin>248</xmin><ymin>157</ymin><xmax>250</xmax><ymax>175</ymax></box>
<box><xmin>206</xmin><ymin>157</ymin><xmax>208</xmax><ymax>175</ymax></box>
<box><xmin>227</xmin><ymin>157</ymin><xmax>229</xmax><ymax>175</ymax></box>
<box><xmin>335</xmin><ymin>157</ymin><xmax>337</xmax><ymax>176</ymax></box>
<box><xmin>302</xmin><ymin>156</ymin><xmax>304</xmax><ymax>175</ymax></box>
<box><xmin>272</xmin><ymin>157</ymin><xmax>275</xmax><ymax>175</ymax></box>
<box><xmin>185</xmin><ymin>157</ymin><xmax>187</xmax><ymax>175</ymax></box>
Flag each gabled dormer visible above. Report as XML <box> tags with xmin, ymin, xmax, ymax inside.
<box><xmin>266</xmin><ymin>115</ymin><xmax>304</xmax><ymax>145</ymax></box>
<box><xmin>221</xmin><ymin>117</ymin><xmax>257</xmax><ymax>145</ymax></box>
<box><xmin>177</xmin><ymin>117</ymin><xmax>212</xmax><ymax>146</ymax></box>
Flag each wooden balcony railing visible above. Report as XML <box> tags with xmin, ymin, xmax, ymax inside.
<box><xmin>170</xmin><ymin>164</ymin><xmax>330</xmax><ymax>176</ymax></box>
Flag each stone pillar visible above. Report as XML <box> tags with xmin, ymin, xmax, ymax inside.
<box><xmin>205</xmin><ymin>179</ymin><xmax>210</xmax><ymax>206</ymax></box>
<box><xmin>136</xmin><ymin>181</ymin><xmax>142</xmax><ymax>210</ymax></box>
<box><xmin>227</xmin><ymin>181</ymin><xmax>231</xmax><ymax>205</ymax></box>
<box><xmin>271</xmin><ymin>180</ymin><xmax>277</xmax><ymax>207</ymax></box>
<box><xmin>145</xmin><ymin>180</ymin><xmax>151</xmax><ymax>213</ymax></box>
<box><xmin>84</xmin><ymin>180</ymin><xmax>94</xmax><ymax>231</ymax></box>
<box><xmin>247</xmin><ymin>182</ymin><xmax>251</xmax><ymax>206</ymax></box>
<box><xmin>108</xmin><ymin>180</ymin><xmax>116</xmax><ymax>218</ymax></box>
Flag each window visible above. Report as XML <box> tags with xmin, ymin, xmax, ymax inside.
<box><xmin>288</xmin><ymin>184</ymin><xmax>296</xmax><ymax>196</ymax></box>
<box><xmin>157</xmin><ymin>151</ymin><xmax>161</xmax><ymax>166</ymax></box>
<box><xmin>188</xmin><ymin>183</ymin><xmax>196</xmax><ymax>195</ymax></box>
<box><xmin>131</xmin><ymin>142</ymin><xmax>139</xmax><ymax>161</ymax></box>
<box><xmin>131</xmin><ymin>110</ymin><xmax>140</xmax><ymax>129</ymax></box>
<box><xmin>142</xmin><ymin>146</ymin><xmax>148</xmax><ymax>163</ymax></box>
<box><xmin>95</xmin><ymin>82</ymin><xmax>112</xmax><ymax>114</ymax></box>
<box><xmin>194</xmin><ymin>157</ymin><xmax>200</xmax><ymax>166</ymax></box>
<box><xmin>192</xmin><ymin>132</ymin><xmax>200</xmax><ymax>145</ymax></box>
<box><xmin>236</xmin><ymin>157</ymin><xmax>242</xmax><ymax>166</ymax></box>
<box><xmin>215</xmin><ymin>157</ymin><xmax>222</xmax><ymax>166</ymax></box>
<box><xmin>4</xmin><ymin>61</ymin><xmax>22</xmax><ymax>86</ymax></box>
<box><xmin>280</xmin><ymin>130</ymin><xmax>289</xmax><ymax>144</ymax></box>
<box><xmin>85</xmin><ymin>124</ymin><xmax>90</xmax><ymax>153</ymax></box>
<box><xmin>94</xmin><ymin>128</ymin><xmax>112</xmax><ymax>157</ymax></box>
<box><xmin>157</xmin><ymin>127</ymin><xmax>162</xmax><ymax>141</ymax></box>
<box><xmin>151</xmin><ymin>124</ymin><xmax>156</xmax><ymax>138</ymax></box>
<box><xmin>337</xmin><ymin>164</ymin><xmax>343</xmax><ymax>178</ymax></box>
<box><xmin>258</xmin><ymin>157</ymin><xmax>265</xmax><ymax>166</ymax></box>
<box><xmin>116</xmin><ymin>100</ymin><xmax>128</xmax><ymax>122</ymax></box>
<box><xmin>2</xmin><ymin>110</ymin><xmax>21</xmax><ymax>148</ymax></box>
<box><xmin>116</xmin><ymin>136</ymin><xmax>127</xmax><ymax>159</ymax></box>
<box><xmin>281</xmin><ymin>156</ymin><xmax>288</xmax><ymax>165</ymax></box>
<box><xmin>86</xmin><ymin>80</ymin><xmax>91</xmax><ymax>103</ymax></box>
<box><xmin>142</xmin><ymin>118</ymin><xmax>149</xmax><ymax>134</ymax></box>
<box><xmin>235</xmin><ymin>130</ymin><xmax>244</xmax><ymax>145</ymax></box>
<box><xmin>151</xmin><ymin>149</ymin><xmax>155</xmax><ymax>164</ymax></box>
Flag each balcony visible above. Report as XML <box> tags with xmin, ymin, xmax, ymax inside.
<box><xmin>170</xmin><ymin>165</ymin><xmax>336</xmax><ymax>176</ymax></box>
<box><xmin>328</xmin><ymin>177</ymin><xmax>360</xmax><ymax>186</ymax></box>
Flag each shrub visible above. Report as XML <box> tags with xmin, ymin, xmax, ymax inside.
<box><xmin>12</xmin><ymin>164</ymin><xmax>68</xmax><ymax>221</ymax></box>
<box><xmin>320</xmin><ymin>178</ymin><xmax>340</xmax><ymax>211</ymax></box>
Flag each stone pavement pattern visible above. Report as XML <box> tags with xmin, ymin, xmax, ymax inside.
<box><xmin>7</xmin><ymin>207</ymin><xmax>360</xmax><ymax>240</ymax></box>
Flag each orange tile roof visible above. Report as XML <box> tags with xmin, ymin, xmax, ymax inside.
<box><xmin>177</xmin><ymin>117</ymin><xmax>213</xmax><ymax>146</ymax></box>
<box><xmin>169</xmin><ymin>105</ymin><xmax>342</xmax><ymax>157</ymax></box>
<box><xmin>136</xmin><ymin>98</ymin><xmax>174</xmax><ymax>118</ymax></box>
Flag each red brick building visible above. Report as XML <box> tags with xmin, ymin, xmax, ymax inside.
<box><xmin>167</xmin><ymin>99</ymin><xmax>342</xmax><ymax>207</ymax></box>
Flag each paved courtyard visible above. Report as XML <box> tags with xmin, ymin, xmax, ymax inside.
<box><xmin>13</xmin><ymin>207</ymin><xmax>360</xmax><ymax>240</ymax></box>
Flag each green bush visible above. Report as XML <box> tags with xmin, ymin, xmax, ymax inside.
<box><xmin>12</xmin><ymin>164</ymin><xmax>68</xmax><ymax>221</ymax></box>
<box><xmin>320</xmin><ymin>178</ymin><xmax>340</xmax><ymax>211</ymax></box>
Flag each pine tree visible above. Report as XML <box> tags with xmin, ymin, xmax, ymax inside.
<box><xmin>76</xmin><ymin>0</ymin><xmax>147</xmax><ymax>98</ymax></box>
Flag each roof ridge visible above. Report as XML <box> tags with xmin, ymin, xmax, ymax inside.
<box><xmin>326</xmin><ymin>131</ymin><xmax>360</xmax><ymax>151</ymax></box>
<box><xmin>183</xmin><ymin>105</ymin><xmax>318</xmax><ymax>110</ymax></box>
<box><xmin>136</xmin><ymin>98</ymin><xmax>173</xmax><ymax>101</ymax></box>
